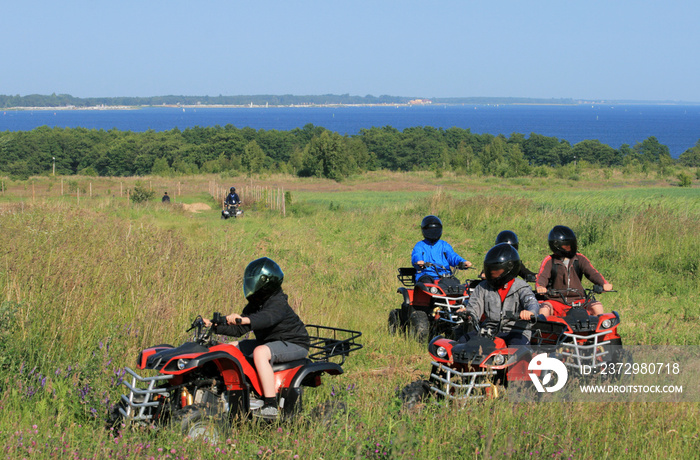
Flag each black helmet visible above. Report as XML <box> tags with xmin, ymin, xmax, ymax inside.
<box><xmin>243</xmin><ymin>257</ymin><xmax>284</xmax><ymax>301</ymax></box>
<box><xmin>495</xmin><ymin>230</ymin><xmax>519</xmax><ymax>250</ymax></box>
<box><xmin>548</xmin><ymin>225</ymin><xmax>577</xmax><ymax>258</ymax></box>
<box><xmin>230</xmin><ymin>186</ymin><xmax>236</xmax><ymax>193</ymax></box>
<box><xmin>421</xmin><ymin>215</ymin><xmax>443</xmax><ymax>242</ymax></box>
<box><xmin>483</xmin><ymin>243</ymin><xmax>521</xmax><ymax>289</ymax></box>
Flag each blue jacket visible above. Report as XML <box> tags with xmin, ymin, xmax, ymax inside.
<box><xmin>411</xmin><ymin>239</ymin><xmax>466</xmax><ymax>280</ymax></box>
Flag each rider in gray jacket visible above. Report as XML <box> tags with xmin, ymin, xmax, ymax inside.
<box><xmin>458</xmin><ymin>244</ymin><xmax>538</xmax><ymax>345</ymax></box>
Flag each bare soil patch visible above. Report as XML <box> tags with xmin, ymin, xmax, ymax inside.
<box><xmin>181</xmin><ymin>202</ymin><xmax>211</xmax><ymax>213</ymax></box>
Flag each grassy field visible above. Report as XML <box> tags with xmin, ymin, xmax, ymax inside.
<box><xmin>1</xmin><ymin>171</ymin><xmax>698</xmax><ymax>458</ymax></box>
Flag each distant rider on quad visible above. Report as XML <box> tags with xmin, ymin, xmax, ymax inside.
<box><xmin>457</xmin><ymin>243</ymin><xmax>538</xmax><ymax>346</ymax></box>
<box><xmin>411</xmin><ymin>215</ymin><xmax>473</xmax><ymax>283</ymax></box>
<box><xmin>535</xmin><ymin>225</ymin><xmax>613</xmax><ymax>317</ymax></box>
<box><xmin>225</xmin><ymin>186</ymin><xmax>241</xmax><ymax>206</ymax></box>
<box><xmin>203</xmin><ymin>257</ymin><xmax>309</xmax><ymax>419</ymax></box>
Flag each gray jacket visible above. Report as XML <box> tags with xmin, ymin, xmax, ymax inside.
<box><xmin>463</xmin><ymin>278</ymin><xmax>539</xmax><ymax>339</ymax></box>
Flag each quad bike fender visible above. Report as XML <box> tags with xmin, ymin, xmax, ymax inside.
<box><xmin>277</xmin><ymin>361</ymin><xmax>343</xmax><ymax>419</ymax></box>
<box><xmin>541</xmin><ymin>315</ymin><xmax>573</xmax><ymax>334</ymax></box>
<box><xmin>397</xmin><ymin>287</ymin><xmax>413</xmax><ymax>307</ymax></box>
<box><xmin>428</xmin><ymin>336</ymin><xmax>455</xmax><ymax>363</ymax></box>
<box><xmin>290</xmin><ymin>361</ymin><xmax>344</xmax><ymax>388</ymax></box>
<box><xmin>506</xmin><ymin>356</ymin><xmax>533</xmax><ymax>381</ymax></box>
<box><xmin>137</xmin><ymin>345</ymin><xmax>174</xmax><ymax>369</ymax></box>
<box><xmin>595</xmin><ymin>311</ymin><xmax>621</xmax><ymax>334</ymax></box>
<box><xmin>481</xmin><ymin>345</ymin><xmax>531</xmax><ymax>372</ymax></box>
<box><xmin>166</xmin><ymin>350</ymin><xmax>258</xmax><ymax>394</ymax></box>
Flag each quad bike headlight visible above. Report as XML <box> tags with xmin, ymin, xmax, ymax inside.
<box><xmin>429</xmin><ymin>286</ymin><xmax>439</xmax><ymax>294</ymax></box>
<box><xmin>600</xmin><ymin>319</ymin><xmax>613</xmax><ymax>329</ymax></box>
<box><xmin>177</xmin><ymin>359</ymin><xmax>190</xmax><ymax>370</ymax></box>
<box><xmin>492</xmin><ymin>354</ymin><xmax>506</xmax><ymax>366</ymax></box>
<box><xmin>436</xmin><ymin>346</ymin><xmax>448</xmax><ymax>359</ymax></box>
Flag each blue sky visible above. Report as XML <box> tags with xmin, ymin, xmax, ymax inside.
<box><xmin>2</xmin><ymin>1</ymin><xmax>698</xmax><ymax>101</ymax></box>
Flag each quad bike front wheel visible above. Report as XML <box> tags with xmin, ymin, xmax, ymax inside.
<box><xmin>173</xmin><ymin>404</ymin><xmax>224</xmax><ymax>443</ymax></box>
<box><xmin>388</xmin><ymin>309</ymin><xmax>401</xmax><ymax>335</ymax></box>
<box><xmin>408</xmin><ymin>311</ymin><xmax>430</xmax><ymax>343</ymax></box>
<box><xmin>400</xmin><ymin>380</ymin><xmax>430</xmax><ymax>410</ymax></box>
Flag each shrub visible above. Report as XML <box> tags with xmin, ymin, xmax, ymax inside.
<box><xmin>677</xmin><ymin>172</ymin><xmax>692</xmax><ymax>187</ymax></box>
<box><xmin>130</xmin><ymin>182</ymin><xmax>155</xmax><ymax>203</ymax></box>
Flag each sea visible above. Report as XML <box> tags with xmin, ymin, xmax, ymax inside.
<box><xmin>2</xmin><ymin>103</ymin><xmax>699</xmax><ymax>158</ymax></box>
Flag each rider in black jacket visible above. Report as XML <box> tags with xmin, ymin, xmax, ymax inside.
<box><xmin>212</xmin><ymin>288</ymin><xmax>309</xmax><ymax>350</ymax></box>
<box><xmin>203</xmin><ymin>258</ymin><xmax>308</xmax><ymax>419</ymax></box>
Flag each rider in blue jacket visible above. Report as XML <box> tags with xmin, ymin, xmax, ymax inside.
<box><xmin>411</xmin><ymin>215</ymin><xmax>472</xmax><ymax>283</ymax></box>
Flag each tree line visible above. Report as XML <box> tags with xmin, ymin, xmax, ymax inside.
<box><xmin>0</xmin><ymin>93</ymin><xmax>579</xmax><ymax>109</ymax></box>
<box><xmin>1</xmin><ymin>123</ymin><xmax>698</xmax><ymax>180</ymax></box>
<box><xmin>0</xmin><ymin>94</ymin><xmax>413</xmax><ymax>109</ymax></box>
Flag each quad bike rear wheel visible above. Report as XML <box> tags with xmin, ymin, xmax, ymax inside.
<box><xmin>408</xmin><ymin>311</ymin><xmax>430</xmax><ymax>343</ymax></box>
<box><xmin>309</xmin><ymin>400</ymin><xmax>348</xmax><ymax>427</ymax></box>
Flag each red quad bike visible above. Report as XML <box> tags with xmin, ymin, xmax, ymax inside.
<box><xmin>533</xmin><ymin>286</ymin><xmax>627</xmax><ymax>376</ymax></box>
<box><xmin>390</xmin><ymin>263</ymin><xmax>478</xmax><ymax>342</ymax></box>
<box><xmin>111</xmin><ymin>314</ymin><xmax>362</xmax><ymax>440</ymax></box>
<box><xmin>400</xmin><ymin>312</ymin><xmax>567</xmax><ymax>407</ymax></box>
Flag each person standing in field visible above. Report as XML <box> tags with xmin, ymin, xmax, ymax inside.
<box><xmin>535</xmin><ymin>225</ymin><xmax>613</xmax><ymax>316</ymax></box>
<box><xmin>161</xmin><ymin>191</ymin><xmax>170</xmax><ymax>203</ymax></box>
<box><xmin>412</xmin><ymin>215</ymin><xmax>473</xmax><ymax>283</ymax></box>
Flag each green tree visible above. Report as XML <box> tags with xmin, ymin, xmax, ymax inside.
<box><xmin>634</xmin><ymin>136</ymin><xmax>671</xmax><ymax>164</ymax></box>
<box><xmin>678</xmin><ymin>140</ymin><xmax>700</xmax><ymax>167</ymax></box>
<box><xmin>242</xmin><ymin>140</ymin><xmax>266</xmax><ymax>174</ymax></box>
<box><xmin>151</xmin><ymin>157</ymin><xmax>172</xmax><ymax>176</ymax></box>
<box><xmin>571</xmin><ymin>139</ymin><xmax>620</xmax><ymax>166</ymax></box>
<box><xmin>300</xmin><ymin>131</ymin><xmax>346</xmax><ymax>181</ymax></box>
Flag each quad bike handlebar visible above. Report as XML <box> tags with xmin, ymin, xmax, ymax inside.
<box><xmin>545</xmin><ymin>285</ymin><xmax>617</xmax><ymax>309</ymax></box>
<box><xmin>457</xmin><ymin>309</ymin><xmax>539</xmax><ymax>337</ymax></box>
<box><xmin>420</xmin><ymin>262</ymin><xmax>474</xmax><ymax>280</ymax></box>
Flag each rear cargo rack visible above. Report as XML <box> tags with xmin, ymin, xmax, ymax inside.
<box><xmin>306</xmin><ymin>324</ymin><xmax>363</xmax><ymax>365</ymax></box>
<box><xmin>397</xmin><ymin>267</ymin><xmax>417</xmax><ymax>287</ymax></box>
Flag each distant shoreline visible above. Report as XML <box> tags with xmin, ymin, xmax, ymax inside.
<box><xmin>4</xmin><ymin>100</ymin><xmax>698</xmax><ymax>111</ymax></box>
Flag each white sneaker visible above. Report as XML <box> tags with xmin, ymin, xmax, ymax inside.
<box><xmin>249</xmin><ymin>398</ymin><xmax>264</xmax><ymax>410</ymax></box>
<box><xmin>253</xmin><ymin>405</ymin><xmax>279</xmax><ymax>420</ymax></box>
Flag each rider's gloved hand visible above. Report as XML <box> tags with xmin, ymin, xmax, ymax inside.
<box><xmin>458</xmin><ymin>261</ymin><xmax>472</xmax><ymax>269</ymax></box>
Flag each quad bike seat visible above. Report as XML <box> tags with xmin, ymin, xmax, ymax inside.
<box><xmin>272</xmin><ymin>358</ymin><xmax>312</xmax><ymax>372</ymax></box>
<box><xmin>242</xmin><ymin>355</ymin><xmax>312</xmax><ymax>372</ymax></box>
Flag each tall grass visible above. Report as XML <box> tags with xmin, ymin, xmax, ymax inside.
<box><xmin>0</xmin><ymin>173</ymin><xmax>698</xmax><ymax>458</ymax></box>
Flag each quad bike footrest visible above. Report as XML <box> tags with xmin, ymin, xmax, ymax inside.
<box><xmin>119</xmin><ymin>367</ymin><xmax>173</xmax><ymax>421</ymax></box>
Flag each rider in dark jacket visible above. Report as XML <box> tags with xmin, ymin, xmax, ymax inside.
<box><xmin>535</xmin><ymin>226</ymin><xmax>612</xmax><ymax>316</ymax></box>
<box><xmin>213</xmin><ymin>288</ymin><xmax>309</xmax><ymax>350</ymax></box>
<box><xmin>203</xmin><ymin>258</ymin><xmax>308</xmax><ymax>419</ymax></box>
<box><xmin>225</xmin><ymin>187</ymin><xmax>240</xmax><ymax>205</ymax></box>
